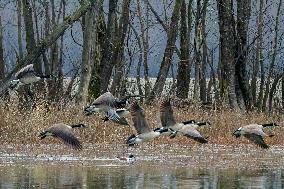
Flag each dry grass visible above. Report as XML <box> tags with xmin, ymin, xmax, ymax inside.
<box><xmin>0</xmin><ymin>102</ymin><xmax>283</xmax><ymax>148</ymax></box>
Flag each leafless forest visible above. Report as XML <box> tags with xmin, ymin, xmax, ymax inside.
<box><xmin>0</xmin><ymin>0</ymin><xmax>283</xmax><ymax>112</ymax></box>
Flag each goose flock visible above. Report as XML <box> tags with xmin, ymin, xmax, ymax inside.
<box><xmin>8</xmin><ymin>64</ymin><xmax>280</xmax><ymax>151</ymax></box>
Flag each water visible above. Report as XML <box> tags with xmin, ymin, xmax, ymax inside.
<box><xmin>0</xmin><ymin>164</ymin><xmax>283</xmax><ymax>188</ymax></box>
<box><xmin>0</xmin><ymin>144</ymin><xmax>284</xmax><ymax>188</ymax></box>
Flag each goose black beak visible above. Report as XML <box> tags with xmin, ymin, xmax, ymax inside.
<box><xmin>126</xmin><ymin>134</ymin><xmax>136</xmax><ymax>144</ymax></box>
<box><xmin>38</xmin><ymin>132</ymin><xmax>47</xmax><ymax>139</ymax></box>
<box><xmin>83</xmin><ymin>107</ymin><xmax>92</xmax><ymax>116</ymax></box>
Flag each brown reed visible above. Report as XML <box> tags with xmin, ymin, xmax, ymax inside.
<box><xmin>0</xmin><ymin>102</ymin><xmax>283</xmax><ymax>147</ymax></box>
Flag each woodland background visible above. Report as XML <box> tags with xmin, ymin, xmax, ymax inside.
<box><xmin>0</xmin><ymin>0</ymin><xmax>283</xmax><ymax>112</ymax></box>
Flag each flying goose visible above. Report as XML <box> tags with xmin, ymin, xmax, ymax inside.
<box><xmin>38</xmin><ymin>123</ymin><xmax>87</xmax><ymax>150</ymax></box>
<box><xmin>233</xmin><ymin>123</ymin><xmax>278</xmax><ymax>149</ymax></box>
<box><xmin>10</xmin><ymin>64</ymin><xmax>50</xmax><ymax>89</ymax></box>
<box><xmin>84</xmin><ymin>92</ymin><xmax>132</xmax><ymax>125</ymax></box>
<box><xmin>126</xmin><ymin>101</ymin><xmax>168</xmax><ymax>145</ymax></box>
<box><xmin>159</xmin><ymin>98</ymin><xmax>209</xmax><ymax>143</ymax></box>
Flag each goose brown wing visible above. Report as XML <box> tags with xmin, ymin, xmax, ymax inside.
<box><xmin>113</xmin><ymin>117</ymin><xmax>129</xmax><ymax>125</ymax></box>
<box><xmin>15</xmin><ymin>64</ymin><xmax>37</xmax><ymax>79</ymax></box>
<box><xmin>130</xmin><ymin>101</ymin><xmax>150</xmax><ymax>134</ymax></box>
<box><xmin>92</xmin><ymin>92</ymin><xmax>116</xmax><ymax>107</ymax></box>
<box><xmin>106</xmin><ymin>108</ymin><xmax>121</xmax><ymax>122</ymax></box>
<box><xmin>243</xmin><ymin>133</ymin><xmax>269</xmax><ymax>149</ymax></box>
<box><xmin>48</xmin><ymin>125</ymin><xmax>82</xmax><ymax>150</ymax></box>
<box><xmin>160</xmin><ymin>98</ymin><xmax>176</xmax><ymax>127</ymax></box>
<box><xmin>180</xmin><ymin>127</ymin><xmax>208</xmax><ymax>144</ymax></box>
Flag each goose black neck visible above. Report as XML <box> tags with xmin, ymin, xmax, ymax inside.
<box><xmin>40</xmin><ymin>75</ymin><xmax>51</xmax><ymax>79</ymax></box>
<box><xmin>126</xmin><ymin>134</ymin><xmax>136</xmax><ymax>144</ymax></box>
<box><xmin>71</xmin><ymin>124</ymin><xmax>82</xmax><ymax>128</ymax></box>
<box><xmin>115</xmin><ymin>99</ymin><xmax>127</xmax><ymax>108</ymax></box>
<box><xmin>197</xmin><ymin>122</ymin><xmax>207</xmax><ymax>126</ymax></box>
<box><xmin>182</xmin><ymin>120</ymin><xmax>196</xmax><ymax>125</ymax></box>
<box><xmin>39</xmin><ymin>131</ymin><xmax>47</xmax><ymax>139</ymax></box>
<box><xmin>262</xmin><ymin>123</ymin><xmax>277</xmax><ymax>127</ymax></box>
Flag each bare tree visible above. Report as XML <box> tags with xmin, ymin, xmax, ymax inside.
<box><xmin>176</xmin><ymin>0</ymin><xmax>192</xmax><ymax>99</ymax></box>
<box><xmin>22</xmin><ymin>0</ymin><xmax>41</xmax><ymax>74</ymax></box>
<box><xmin>199</xmin><ymin>0</ymin><xmax>209</xmax><ymax>103</ymax></box>
<box><xmin>98</xmin><ymin>0</ymin><xmax>118</xmax><ymax>93</ymax></box>
<box><xmin>137</xmin><ymin>0</ymin><xmax>151</xmax><ymax>97</ymax></box>
<box><xmin>16</xmin><ymin>0</ymin><xmax>23</xmax><ymax>61</ymax></box>
<box><xmin>282</xmin><ymin>65</ymin><xmax>284</xmax><ymax>109</ymax></box>
<box><xmin>268</xmin><ymin>74</ymin><xmax>282</xmax><ymax>111</ymax></box>
<box><xmin>252</xmin><ymin>0</ymin><xmax>264</xmax><ymax>107</ymax></box>
<box><xmin>235</xmin><ymin>0</ymin><xmax>252</xmax><ymax>110</ymax></box>
<box><xmin>193</xmin><ymin>0</ymin><xmax>202</xmax><ymax>101</ymax></box>
<box><xmin>262</xmin><ymin>0</ymin><xmax>283</xmax><ymax>111</ymax></box>
<box><xmin>147</xmin><ymin>0</ymin><xmax>181</xmax><ymax>103</ymax></box>
<box><xmin>0</xmin><ymin>16</ymin><xmax>4</xmax><ymax>81</ymax></box>
<box><xmin>110</xmin><ymin>0</ymin><xmax>132</xmax><ymax>95</ymax></box>
<box><xmin>76</xmin><ymin>6</ymin><xmax>97</xmax><ymax>105</ymax></box>
<box><xmin>217</xmin><ymin>0</ymin><xmax>239</xmax><ymax>109</ymax></box>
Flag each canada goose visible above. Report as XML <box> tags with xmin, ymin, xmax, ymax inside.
<box><xmin>116</xmin><ymin>154</ymin><xmax>136</xmax><ymax>163</ymax></box>
<box><xmin>233</xmin><ymin>123</ymin><xmax>278</xmax><ymax>149</ymax></box>
<box><xmin>38</xmin><ymin>123</ymin><xmax>87</xmax><ymax>150</ymax></box>
<box><xmin>159</xmin><ymin>98</ymin><xmax>209</xmax><ymax>143</ymax></box>
<box><xmin>10</xmin><ymin>64</ymin><xmax>50</xmax><ymax>89</ymax></box>
<box><xmin>84</xmin><ymin>92</ymin><xmax>130</xmax><ymax>123</ymax></box>
<box><xmin>126</xmin><ymin>101</ymin><xmax>168</xmax><ymax>145</ymax></box>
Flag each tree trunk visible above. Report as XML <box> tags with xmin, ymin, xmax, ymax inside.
<box><xmin>22</xmin><ymin>0</ymin><xmax>41</xmax><ymax>74</ymax></box>
<box><xmin>0</xmin><ymin>16</ymin><xmax>4</xmax><ymax>81</ymax></box>
<box><xmin>21</xmin><ymin>0</ymin><xmax>39</xmax><ymax>107</ymax></box>
<box><xmin>207</xmin><ymin>74</ymin><xmax>213</xmax><ymax>104</ymax></box>
<box><xmin>235</xmin><ymin>0</ymin><xmax>252</xmax><ymax>110</ymax></box>
<box><xmin>252</xmin><ymin>0</ymin><xmax>264</xmax><ymax>107</ymax></box>
<box><xmin>56</xmin><ymin>0</ymin><xmax>66</xmax><ymax>102</ymax></box>
<box><xmin>48</xmin><ymin>0</ymin><xmax>64</xmax><ymax>102</ymax></box>
<box><xmin>199</xmin><ymin>0</ymin><xmax>209</xmax><ymax>103</ymax></box>
<box><xmin>262</xmin><ymin>0</ymin><xmax>282</xmax><ymax>111</ymax></box>
<box><xmin>176</xmin><ymin>0</ymin><xmax>192</xmax><ymax>99</ymax></box>
<box><xmin>282</xmin><ymin>66</ymin><xmax>284</xmax><ymax>109</ymax></box>
<box><xmin>16</xmin><ymin>0</ymin><xmax>23</xmax><ymax>61</ymax></box>
<box><xmin>147</xmin><ymin>0</ymin><xmax>181</xmax><ymax>103</ymax></box>
<box><xmin>217</xmin><ymin>0</ymin><xmax>239</xmax><ymax>110</ymax></box>
<box><xmin>99</xmin><ymin>0</ymin><xmax>118</xmax><ymax>93</ymax></box>
<box><xmin>76</xmin><ymin>6</ymin><xmax>97</xmax><ymax>105</ymax></box>
<box><xmin>137</xmin><ymin>0</ymin><xmax>151</xmax><ymax>97</ymax></box>
<box><xmin>88</xmin><ymin>0</ymin><xmax>105</xmax><ymax>99</ymax></box>
<box><xmin>268</xmin><ymin>75</ymin><xmax>281</xmax><ymax>112</ymax></box>
<box><xmin>50</xmin><ymin>0</ymin><xmax>59</xmax><ymax>90</ymax></box>
<box><xmin>193</xmin><ymin>0</ymin><xmax>201</xmax><ymax>102</ymax></box>
<box><xmin>42</xmin><ymin>0</ymin><xmax>51</xmax><ymax>78</ymax></box>
<box><xmin>31</xmin><ymin>0</ymin><xmax>40</xmax><ymax>43</ymax></box>
<box><xmin>110</xmin><ymin>0</ymin><xmax>131</xmax><ymax>95</ymax></box>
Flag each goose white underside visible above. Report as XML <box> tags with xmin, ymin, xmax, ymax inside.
<box><xmin>133</xmin><ymin>131</ymin><xmax>161</xmax><ymax>144</ymax></box>
<box><xmin>45</xmin><ymin>132</ymin><xmax>54</xmax><ymax>136</ymax></box>
<box><xmin>116</xmin><ymin>109</ymin><xmax>130</xmax><ymax>117</ymax></box>
<box><xmin>20</xmin><ymin>76</ymin><xmax>41</xmax><ymax>84</ymax></box>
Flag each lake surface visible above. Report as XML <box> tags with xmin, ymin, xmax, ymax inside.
<box><xmin>1</xmin><ymin>164</ymin><xmax>283</xmax><ymax>188</ymax></box>
<box><xmin>0</xmin><ymin>144</ymin><xmax>284</xmax><ymax>188</ymax></box>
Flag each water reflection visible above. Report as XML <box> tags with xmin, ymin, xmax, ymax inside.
<box><xmin>0</xmin><ymin>164</ymin><xmax>283</xmax><ymax>188</ymax></box>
